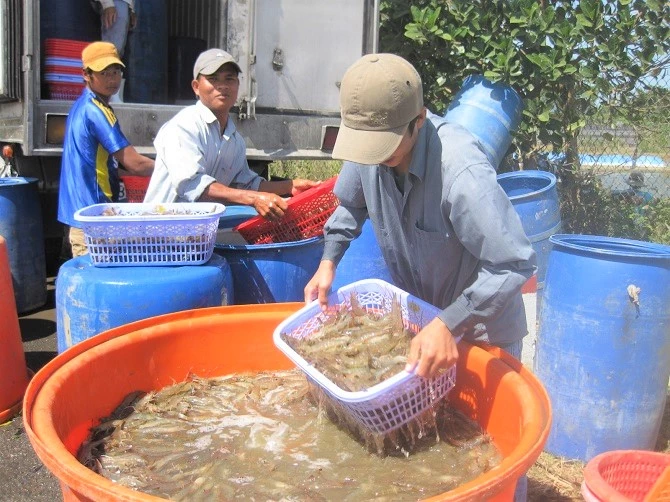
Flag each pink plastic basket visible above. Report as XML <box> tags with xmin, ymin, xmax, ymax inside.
<box><xmin>582</xmin><ymin>450</ymin><xmax>670</xmax><ymax>502</ymax></box>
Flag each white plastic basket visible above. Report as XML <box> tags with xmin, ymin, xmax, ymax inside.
<box><xmin>273</xmin><ymin>279</ymin><xmax>458</xmax><ymax>435</ymax></box>
<box><xmin>74</xmin><ymin>202</ymin><xmax>226</xmax><ymax>267</ymax></box>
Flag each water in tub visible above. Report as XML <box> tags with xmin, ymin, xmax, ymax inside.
<box><xmin>78</xmin><ymin>368</ymin><xmax>502</xmax><ymax>501</ymax></box>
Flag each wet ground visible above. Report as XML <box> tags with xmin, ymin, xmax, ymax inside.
<box><xmin>0</xmin><ymin>278</ymin><xmax>61</xmax><ymax>501</ymax></box>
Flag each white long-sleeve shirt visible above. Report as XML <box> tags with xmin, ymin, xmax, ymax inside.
<box><xmin>144</xmin><ymin>100</ymin><xmax>262</xmax><ymax>204</ymax></box>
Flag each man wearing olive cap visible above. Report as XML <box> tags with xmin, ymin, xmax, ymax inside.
<box><xmin>304</xmin><ymin>55</ymin><xmax>535</xmax><ymax>501</ymax></box>
<box><xmin>144</xmin><ymin>48</ymin><xmax>319</xmax><ymax>220</ymax></box>
<box><xmin>305</xmin><ymin>54</ymin><xmax>535</xmax><ymax>379</ymax></box>
<box><xmin>58</xmin><ymin>41</ymin><xmax>154</xmax><ymax>257</ymax></box>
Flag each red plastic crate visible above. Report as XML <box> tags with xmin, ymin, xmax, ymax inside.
<box><xmin>44</xmin><ymin>65</ymin><xmax>83</xmax><ymax>76</ymax></box>
<box><xmin>120</xmin><ymin>176</ymin><xmax>151</xmax><ymax>203</ymax></box>
<box><xmin>44</xmin><ymin>38</ymin><xmax>90</xmax><ymax>58</ymax></box>
<box><xmin>47</xmin><ymin>82</ymin><xmax>85</xmax><ymax>100</ymax></box>
<box><xmin>234</xmin><ymin>176</ymin><xmax>339</xmax><ymax>244</ymax></box>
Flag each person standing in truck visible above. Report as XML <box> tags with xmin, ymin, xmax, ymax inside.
<box><xmin>58</xmin><ymin>41</ymin><xmax>154</xmax><ymax>258</ymax></box>
<box><xmin>91</xmin><ymin>0</ymin><xmax>135</xmax><ymax>102</ymax></box>
<box><xmin>143</xmin><ymin>48</ymin><xmax>319</xmax><ymax>220</ymax></box>
<box><xmin>92</xmin><ymin>0</ymin><xmax>135</xmax><ymax>55</ymax></box>
<box><xmin>303</xmin><ymin>53</ymin><xmax>535</xmax><ymax>500</ymax></box>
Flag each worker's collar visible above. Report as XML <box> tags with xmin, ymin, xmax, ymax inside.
<box><xmin>195</xmin><ymin>100</ymin><xmax>236</xmax><ymax>138</ymax></box>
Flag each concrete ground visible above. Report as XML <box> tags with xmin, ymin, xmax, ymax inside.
<box><xmin>0</xmin><ymin>278</ymin><xmax>61</xmax><ymax>501</ymax></box>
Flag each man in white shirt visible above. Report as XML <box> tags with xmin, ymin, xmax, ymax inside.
<box><xmin>144</xmin><ymin>49</ymin><xmax>318</xmax><ymax>220</ymax></box>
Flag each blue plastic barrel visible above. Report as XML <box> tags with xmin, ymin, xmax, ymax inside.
<box><xmin>124</xmin><ymin>0</ymin><xmax>168</xmax><ymax>103</ymax></box>
<box><xmin>218</xmin><ymin>205</ymin><xmax>258</xmax><ymax>229</ymax></box>
<box><xmin>332</xmin><ymin>219</ymin><xmax>394</xmax><ymax>290</ymax></box>
<box><xmin>0</xmin><ymin>177</ymin><xmax>47</xmax><ymax>313</ymax></box>
<box><xmin>214</xmin><ymin>236</ymin><xmax>324</xmax><ymax>305</ymax></box>
<box><xmin>497</xmin><ymin>171</ymin><xmax>561</xmax><ymax>292</ymax></box>
<box><xmin>444</xmin><ymin>75</ymin><xmax>523</xmax><ymax>169</ymax></box>
<box><xmin>535</xmin><ymin>235</ymin><xmax>670</xmax><ymax>461</ymax></box>
<box><xmin>216</xmin><ymin>206</ymin><xmax>258</xmax><ymax>246</ymax></box>
<box><xmin>55</xmin><ymin>253</ymin><xmax>234</xmax><ymax>353</ymax></box>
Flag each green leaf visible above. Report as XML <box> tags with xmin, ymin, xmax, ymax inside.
<box><xmin>575</xmin><ymin>13</ymin><xmax>593</xmax><ymax>28</ymax></box>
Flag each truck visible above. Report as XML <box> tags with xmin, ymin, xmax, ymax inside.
<box><xmin>0</xmin><ymin>0</ymin><xmax>379</xmax><ymax>270</ymax></box>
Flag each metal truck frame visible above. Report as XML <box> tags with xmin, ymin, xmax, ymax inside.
<box><xmin>0</xmin><ymin>0</ymin><xmax>379</xmax><ymax>266</ymax></box>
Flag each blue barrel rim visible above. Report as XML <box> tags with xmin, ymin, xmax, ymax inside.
<box><xmin>458</xmin><ymin>74</ymin><xmax>523</xmax><ymax>110</ymax></box>
<box><xmin>0</xmin><ymin>177</ymin><xmax>39</xmax><ymax>186</ymax></box>
<box><xmin>215</xmin><ymin>235</ymin><xmax>324</xmax><ymax>251</ymax></box>
<box><xmin>496</xmin><ymin>171</ymin><xmax>557</xmax><ymax>201</ymax></box>
<box><xmin>549</xmin><ymin>234</ymin><xmax>670</xmax><ymax>259</ymax></box>
<box><xmin>218</xmin><ymin>205</ymin><xmax>259</xmax><ymax>229</ymax></box>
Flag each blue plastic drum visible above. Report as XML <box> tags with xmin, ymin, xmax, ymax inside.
<box><xmin>214</xmin><ymin>236</ymin><xmax>324</xmax><ymax>305</ymax></box>
<box><xmin>535</xmin><ymin>235</ymin><xmax>670</xmax><ymax>461</ymax></box>
<box><xmin>217</xmin><ymin>205</ymin><xmax>259</xmax><ymax>246</ymax></box>
<box><xmin>0</xmin><ymin>177</ymin><xmax>47</xmax><ymax>313</ymax></box>
<box><xmin>56</xmin><ymin>253</ymin><xmax>234</xmax><ymax>353</ymax></box>
<box><xmin>124</xmin><ymin>0</ymin><xmax>168</xmax><ymax>103</ymax></box>
<box><xmin>444</xmin><ymin>74</ymin><xmax>523</xmax><ymax>169</ymax></box>
<box><xmin>218</xmin><ymin>205</ymin><xmax>258</xmax><ymax>229</ymax></box>
<box><xmin>497</xmin><ymin>170</ymin><xmax>561</xmax><ymax>292</ymax></box>
<box><xmin>332</xmin><ymin>219</ymin><xmax>394</xmax><ymax>290</ymax></box>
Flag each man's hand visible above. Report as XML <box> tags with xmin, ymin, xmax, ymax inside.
<box><xmin>102</xmin><ymin>7</ymin><xmax>117</xmax><ymax>29</ymax></box>
<box><xmin>304</xmin><ymin>260</ymin><xmax>336</xmax><ymax>310</ymax></box>
<box><xmin>405</xmin><ymin>318</ymin><xmax>459</xmax><ymax>379</ymax></box>
<box><xmin>253</xmin><ymin>192</ymin><xmax>288</xmax><ymax>221</ymax></box>
<box><xmin>291</xmin><ymin>178</ymin><xmax>320</xmax><ymax>196</ymax></box>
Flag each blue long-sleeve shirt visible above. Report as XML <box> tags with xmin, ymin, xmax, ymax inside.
<box><xmin>323</xmin><ymin>111</ymin><xmax>536</xmax><ymax>346</ymax></box>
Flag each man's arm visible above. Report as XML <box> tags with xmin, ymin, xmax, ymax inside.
<box><xmin>200</xmin><ymin>181</ymin><xmax>288</xmax><ymax>221</ymax></box>
<box><xmin>113</xmin><ymin>146</ymin><xmax>154</xmax><ymax>176</ymax></box>
<box><xmin>437</xmin><ymin>164</ymin><xmax>536</xmax><ymax>337</ymax></box>
<box><xmin>258</xmin><ymin>178</ymin><xmax>319</xmax><ymax>197</ymax></box>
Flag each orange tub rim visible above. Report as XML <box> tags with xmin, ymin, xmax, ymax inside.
<box><xmin>24</xmin><ymin>304</ymin><xmax>551</xmax><ymax>502</ymax></box>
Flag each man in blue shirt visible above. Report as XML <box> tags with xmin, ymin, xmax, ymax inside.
<box><xmin>58</xmin><ymin>41</ymin><xmax>153</xmax><ymax>257</ymax></box>
<box><xmin>304</xmin><ymin>54</ymin><xmax>536</xmax><ymax>378</ymax></box>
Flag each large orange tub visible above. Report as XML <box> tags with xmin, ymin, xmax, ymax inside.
<box><xmin>23</xmin><ymin>304</ymin><xmax>551</xmax><ymax>501</ymax></box>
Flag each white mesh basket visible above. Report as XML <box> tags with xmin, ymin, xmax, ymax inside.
<box><xmin>273</xmin><ymin>279</ymin><xmax>458</xmax><ymax>435</ymax></box>
<box><xmin>74</xmin><ymin>203</ymin><xmax>225</xmax><ymax>267</ymax></box>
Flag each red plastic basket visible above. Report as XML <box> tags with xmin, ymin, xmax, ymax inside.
<box><xmin>44</xmin><ymin>38</ymin><xmax>90</xmax><ymax>58</ymax></box>
<box><xmin>582</xmin><ymin>450</ymin><xmax>670</xmax><ymax>502</ymax></box>
<box><xmin>234</xmin><ymin>176</ymin><xmax>339</xmax><ymax>244</ymax></box>
<box><xmin>120</xmin><ymin>176</ymin><xmax>151</xmax><ymax>203</ymax></box>
<box><xmin>47</xmin><ymin>82</ymin><xmax>85</xmax><ymax>100</ymax></box>
<box><xmin>44</xmin><ymin>65</ymin><xmax>83</xmax><ymax>76</ymax></box>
